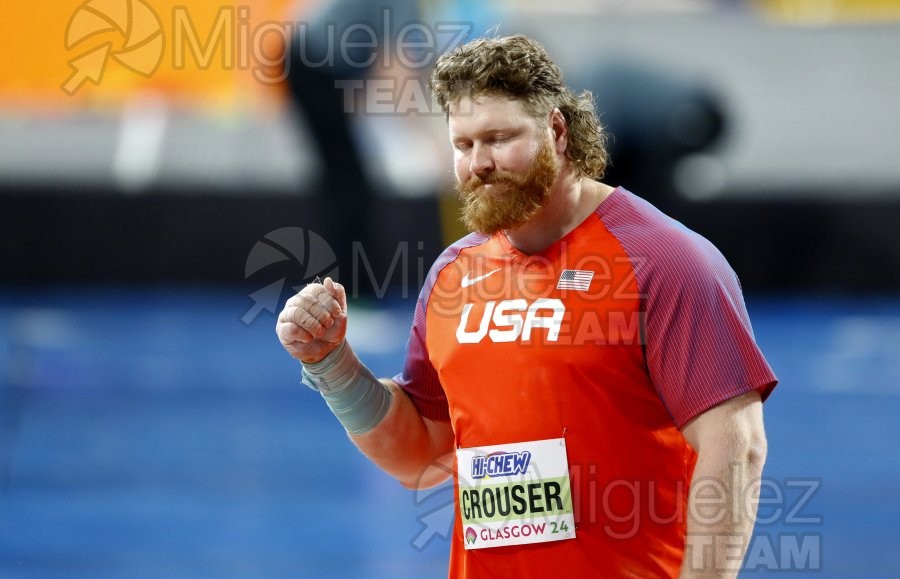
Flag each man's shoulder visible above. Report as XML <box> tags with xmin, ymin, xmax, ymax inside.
<box><xmin>598</xmin><ymin>188</ymin><xmax>735</xmax><ymax>287</ymax></box>
<box><xmin>415</xmin><ymin>231</ymin><xmax>492</xmax><ymax>303</ymax></box>
<box><xmin>440</xmin><ymin>231</ymin><xmax>493</xmax><ymax>260</ymax></box>
<box><xmin>430</xmin><ymin>231</ymin><xmax>493</xmax><ymax>276</ymax></box>
<box><xmin>598</xmin><ymin>188</ymin><xmax>699</xmax><ymax>244</ymax></box>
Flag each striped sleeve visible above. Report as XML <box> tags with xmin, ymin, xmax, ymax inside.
<box><xmin>393</xmin><ymin>289</ymin><xmax>448</xmax><ymax>421</ymax></box>
<box><xmin>599</xmin><ymin>190</ymin><xmax>777</xmax><ymax>428</ymax></box>
<box><xmin>393</xmin><ymin>232</ymin><xmax>490</xmax><ymax>422</ymax></box>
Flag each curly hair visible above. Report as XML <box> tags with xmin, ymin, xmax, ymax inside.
<box><xmin>430</xmin><ymin>34</ymin><xmax>609</xmax><ymax>179</ymax></box>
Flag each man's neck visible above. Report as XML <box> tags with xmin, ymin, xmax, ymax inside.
<box><xmin>504</xmin><ymin>170</ymin><xmax>615</xmax><ymax>255</ymax></box>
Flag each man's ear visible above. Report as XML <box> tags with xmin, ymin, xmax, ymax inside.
<box><xmin>549</xmin><ymin>108</ymin><xmax>568</xmax><ymax>155</ymax></box>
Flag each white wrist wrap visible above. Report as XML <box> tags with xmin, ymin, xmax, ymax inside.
<box><xmin>301</xmin><ymin>341</ymin><xmax>392</xmax><ymax>435</ymax></box>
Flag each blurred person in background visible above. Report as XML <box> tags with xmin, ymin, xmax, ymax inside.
<box><xmin>283</xmin><ymin>0</ymin><xmax>417</xmax><ymax>281</ymax></box>
<box><xmin>278</xmin><ymin>34</ymin><xmax>776</xmax><ymax>578</ymax></box>
<box><xmin>283</xmin><ymin>0</ymin><xmax>498</xmax><ymax>280</ymax></box>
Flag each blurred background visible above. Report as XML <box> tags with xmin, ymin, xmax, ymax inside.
<box><xmin>1</xmin><ymin>0</ymin><xmax>899</xmax><ymax>576</ymax></box>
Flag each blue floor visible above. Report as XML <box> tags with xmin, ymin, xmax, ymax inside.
<box><xmin>0</xmin><ymin>287</ymin><xmax>898</xmax><ymax>577</ymax></box>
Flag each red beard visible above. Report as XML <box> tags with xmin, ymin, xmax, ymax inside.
<box><xmin>457</xmin><ymin>139</ymin><xmax>560</xmax><ymax>235</ymax></box>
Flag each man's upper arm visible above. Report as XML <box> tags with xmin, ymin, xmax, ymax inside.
<box><xmin>681</xmin><ymin>390</ymin><xmax>766</xmax><ymax>457</ymax></box>
<box><xmin>423</xmin><ymin>415</ymin><xmax>455</xmax><ymax>454</ymax></box>
<box><xmin>417</xmin><ymin>415</ymin><xmax>456</xmax><ymax>487</ymax></box>
<box><xmin>634</xmin><ymin>224</ymin><xmax>777</xmax><ymax>428</ymax></box>
<box><xmin>598</xmin><ymin>192</ymin><xmax>778</xmax><ymax>428</ymax></box>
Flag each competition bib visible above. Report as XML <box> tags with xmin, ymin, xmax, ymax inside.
<box><xmin>456</xmin><ymin>438</ymin><xmax>576</xmax><ymax>550</ymax></box>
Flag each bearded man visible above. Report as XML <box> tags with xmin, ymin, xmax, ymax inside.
<box><xmin>277</xmin><ymin>34</ymin><xmax>777</xmax><ymax>578</ymax></box>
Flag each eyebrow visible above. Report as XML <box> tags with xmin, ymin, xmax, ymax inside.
<box><xmin>450</xmin><ymin>126</ymin><xmax>520</xmax><ymax>142</ymax></box>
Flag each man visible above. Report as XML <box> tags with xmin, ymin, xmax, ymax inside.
<box><xmin>277</xmin><ymin>35</ymin><xmax>777</xmax><ymax>578</ymax></box>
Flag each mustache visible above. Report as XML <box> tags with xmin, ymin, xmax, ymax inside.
<box><xmin>460</xmin><ymin>170</ymin><xmax>528</xmax><ymax>194</ymax></box>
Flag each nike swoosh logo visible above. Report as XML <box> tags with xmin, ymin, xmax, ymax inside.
<box><xmin>461</xmin><ymin>268</ymin><xmax>502</xmax><ymax>288</ymax></box>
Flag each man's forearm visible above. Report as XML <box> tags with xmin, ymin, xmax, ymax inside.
<box><xmin>350</xmin><ymin>380</ymin><xmax>454</xmax><ymax>490</ymax></box>
<box><xmin>302</xmin><ymin>340</ymin><xmax>453</xmax><ymax>489</ymax></box>
<box><xmin>301</xmin><ymin>340</ymin><xmax>393</xmax><ymax>435</ymax></box>
<box><xmin>680</xmin><ymin>449</ymin><xmax>766</xmax><ymax>578</ymax></box>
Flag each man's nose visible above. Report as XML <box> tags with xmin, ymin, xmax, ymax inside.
<box><xmin>469</xmin><ymin>143</ymin><xmax>495</xmax><ymax>175</ymax></box>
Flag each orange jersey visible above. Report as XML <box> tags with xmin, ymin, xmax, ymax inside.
<box><xmin>395</xmin><ymin>188</ymin><xmax>777</xmax><ymax>577</ymax></box>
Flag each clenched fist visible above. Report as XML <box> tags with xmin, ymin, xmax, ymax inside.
<box><xmin>276</xmin><ymin>277</ymin><xmax>347</xmax><ymax>364</ymax></box>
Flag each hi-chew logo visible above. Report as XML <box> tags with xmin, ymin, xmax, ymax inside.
<box><xmin>472</xmin><ymin>451</ymin><xmax>532</xmax><ymax>480</ymax></box>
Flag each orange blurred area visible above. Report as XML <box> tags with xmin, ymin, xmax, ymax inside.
<box><xmin>0</xmin><ymin>0</ymin><xmax>298</xmax><ymax>114</ymax></box>
<box><xmin>757</xmin><ymin>0</ymin><xmax>900</xmax><ymax>23</ymax></box>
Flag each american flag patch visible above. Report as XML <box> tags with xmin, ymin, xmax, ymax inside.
<box><xmin>556</xmin><ymin>269</ymin><xmax>594</xmax><ymax>291</ymax></box>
